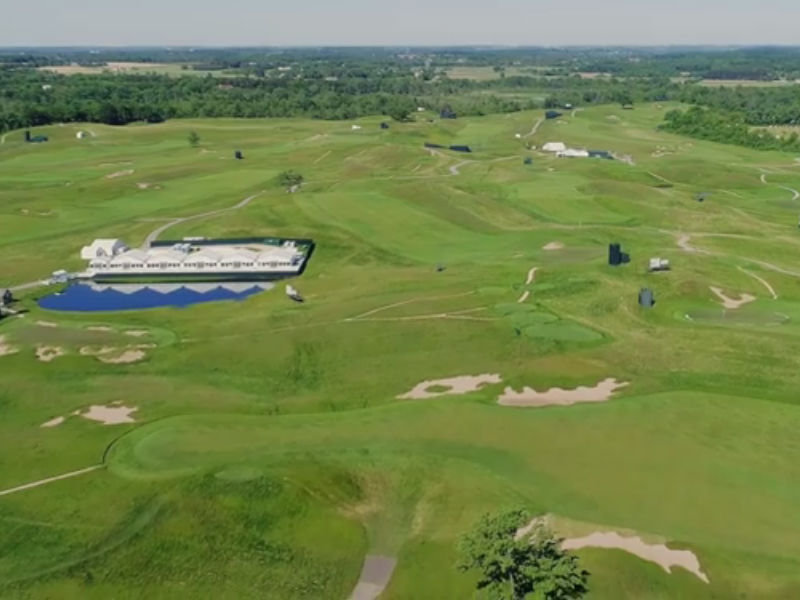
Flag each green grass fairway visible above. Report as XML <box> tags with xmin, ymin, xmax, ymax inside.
<box><xmin>2</xmin><ymin>105</ymin><xmax>800</xmax><ymax>598</ymax></box>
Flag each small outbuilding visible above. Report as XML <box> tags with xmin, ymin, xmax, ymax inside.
<box><xmin>639</xmin><ymin>288</ymin><xmax>655</xmax><ymax>308</ymax></box>
<box><xmin>609</xmin><ymin>243</ymin><xmax>630</xmax><ymax>266</ymax></box>
<box><xmin>286</xmin><ymin>284</ymin><xmax>304</xmax><ymax>303</ymax></box>
<box><xmin>449</xmin><ymin>145</ymin><xmax>472</xmax><ymax>153</ymax></box>
<box><xmin>440</xmin><ymin>107</ymin><xmax>457</xmax><ymax>119</ymax></box>
<box><xmin>648</xmin><ymin>258</ymin><xmax>670</xmax><ymax>272</ymax></box>
<box><xmin>1</xmin><ymin>289</ymin><xmax>12</xmax><ymax>305</ymax></box>
<box><xmin>380</xmin><ymin>122</ymin><xmax>390</xmax><ymax>130</ymax></box>
<box><xmin>235</xmin><ymin>150</ymin><xmax>244</xmax><ymax>160</ymax></box>
<box><xmin>557</xmin><ymin>149</ymin><xmax>590</xmax><ymax>158</ymax></box>
<box><xmin>545</xmin><ymin>110</ymin><xmax>563</xmax><ymax>120</ymax></box>
<box><xmin>588</xmin><ymin>150</ymin><xmax>613</xmax><ymax>160</ymax></box>
<box><xmin>523</xmin><ymin>157</ymin><xmax>533</xmax><ymax>165</ymax></box>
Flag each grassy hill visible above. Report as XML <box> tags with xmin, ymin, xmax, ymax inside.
<box><xmin>1</xmin><ymin>105</ymin><xmax>800</xmax><ymax>598</ymax></box>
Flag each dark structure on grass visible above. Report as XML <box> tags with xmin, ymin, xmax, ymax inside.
<box><xmin>440</xmin><ymin>106</ymin><xmax>457</xmax><ymax>119</ymax></box>
<box><xmin>234</xmin><ymin>150</ymin><xmax>244</xmax><ymax>160</ymax></box>
<box><xmin>380</xmin><ymin>122</ymin><xmax>390</xmax><ymax>130</ymax></box>
<box><xmin>524</xmin><ymin>157</ymin><xmax>533</xmax><ymax>165</ymax></box>
<box><xmin>639</xmin><ymin>288</ymin><xmax>655</xmax><ymax>308</ymax></box>
<box><xmin>609</xmin><ymin>243</ymin><xmax>630</xmax><ymax>266</ymax></box>
<box><xmin>25</xmin><ymin>130</ymin><xmax>48</xmax><ymax>143</ymax></box>
<box><xmin>545</xmin><ymin>110</ymin><xmax>562</xmax><ymax>120</ymax></box>
<box><xmin>424</xmin><ymin>142</ymin><xmax>445</xmax><ymax>149</ymax></box>
<box><xmin>588</xmin><ymin>150</ymin><xmax>613</xmax><ymax>160</ymax></box>
<box><xmin>2</xmin><ymin>289</ymin><xmax>12</xmax><ymax>305</ymax></box>
<box><xmin>695</xmin><ymin>192</ymin><xmax>709</xmax><ymax>202</ymax></box>
<box><xmin>449</xmin><ymin>145</ymin><xmax>472</xmax><ymax>153</ymax></box>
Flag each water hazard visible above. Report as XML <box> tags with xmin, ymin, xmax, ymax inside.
<box><xmin>39</xmin><ymin>281</ymin><xmax>274</xmax><ymax>312</ymax></box>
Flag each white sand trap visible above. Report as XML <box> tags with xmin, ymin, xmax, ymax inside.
<box><xmin>87</xmin><ymin>326</ymin><xmax>112</xmax><ymax>332</ymax></box>
<box><xmin>36</xmin><ymin>320</ymin><xmax>58</xmax><ymax>328</ymax></box>
<box><xmin>106</xmin><ymin>169</ymin><xmax>134</xmax><ymax>179</ymax></box>
<box><xmin>498</xmin><ymin>378</ymin><xmax>629</xmax><ymax>407</ymax></box>
<box><xmin>398</xmin><ymin>374</ymin><xmax>502</xmax><ymax>400</ymax></box>
<box><xmin>136</xmin><ymin>182</ymin><xmax>152</xmax><ymax>189</ymax></box>
<box><xmin>562</xmin><ymin>532</ymin><xmax>709</xmax><ymax>583</ymax></box>
<box><xmin>36</xmin><ymin>346</ymin><xmax>65</xmax><ymax>362</ymax></box>
<box><xmin>0</xmin><ymin>335</ymin><xmax>19</xmax><ymax>357</ymax></box>
<box><xmin>543</xmin><ymin>241</ymin><xmax>564</xmax><ymax>251</ymax></box>
<box><xmin>80</xmin><ymin>346</ymin><xmax>116</xmax><ymax>357</ymax></box>
<box><xmin>40</xmin><ymin>416</ymin><xmax>65</xmax><ymax>428</ymax></box>
<box><xmin>525</xmin><ymin>267</ymin><xmax>538</xmax><ymax>285</ymax></box>
<box><xmin>709</xmin><ymin>286</ymin><xmax>756</xmax><ymax>310</ymax></box>
<box><xmin>125</xmin><ymin>330</ymin><xmax>149</xmax><ymax>337</ymax></box>
<box><xmin>518</xmin><ymin>291</ymin><xmax>531</xmax><ymax>304</ymax></box>
<box><xmin>81</xmin><ymin>405</ymin><xmax>137</xmax><ymax>425</ymax></box>
<box><xmin>98</xmin><ymin>349</ymin><xmax>147</xmax><ymax>364</ymax></box>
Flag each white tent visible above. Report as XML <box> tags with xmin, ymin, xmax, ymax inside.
<box><xmin>557</xmin><ymin>149</ymin><xmax>590</xmax><ymax>158</ymax></box>
<box><xmin>80</xmin><ymin>239</ymin><xmax>128</xmax><ymax>260</ymax></box>
<box><xmin>542</xmin><ymin>142</ymin><xmax>567</xmax><ymax>153</ymax></box>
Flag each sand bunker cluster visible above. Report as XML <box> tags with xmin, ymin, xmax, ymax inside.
<box><xmin>398</xmin><ymin>374</ymin><xmax>629</xmax><ymax>408</ymax></box>
<box><xmin>40</xmin><ymin>404</ymin><xmax>138</xmax><ymax>428</ymax></box>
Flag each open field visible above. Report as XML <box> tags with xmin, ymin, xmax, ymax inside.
<box><xmin>2</xmin><ymin>104</ymin><xmax>800</xmax><ymax>598</ymax></box>
<box><xmin>38</xmin><ymin>62</ymin><xmax>236</xmax><ymax>77</ymax></box>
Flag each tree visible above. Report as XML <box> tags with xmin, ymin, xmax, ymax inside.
<box><xmin>277</xmin><ymin>170</ymin><xmax>304</xmax><ymax>191</ymax></box>
<box><xmin>457</xmin><ymin>509</ymin><xmax>589</xmax><ymax>600</ymax></box>
<box><xmin>188</xmin><ymin>131</ymin><xmax>200</xmax><ymax>147</ymax></box>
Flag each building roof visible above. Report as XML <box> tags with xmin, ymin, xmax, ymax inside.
<box><xmin>80</xmin><ymin>239</ymin><xmax>128</xmax><ymax>260</ymax></box>
<box><xmin>542</xmin><ymin>142</ymin><xmax>567</xmax><ymax>152</ymax></box>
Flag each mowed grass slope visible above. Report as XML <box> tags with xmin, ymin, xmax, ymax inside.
<box><xmin>2</xmin><ymin>105</ymin><xmax>800</xmax><ymax>598</ymax></box>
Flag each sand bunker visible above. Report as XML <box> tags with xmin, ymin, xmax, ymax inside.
<box><xmin>36</xmin><ymin>320</ymin><xmax>58</xmax><ymax>328</ymax></box>
<box><xmin>80</xmin><ymin>346</ymin><xmax>116</xmax><ymax>357</ymax></box>
<box><xmin>709</xmin><ymin>286</ymin><xmax>756</xmax><ymax>310</ymax></box>
<box><xmin>40</xmin><ymin>416</ymin><xmax>65</xmax><ymax>428</ymax></box>
<box><xmin>36</xmin><ymin>346</ymin><xmax>65</xmax><ymax>362</ymax></box>
<box><xmin>498</xmin><ymin>378</ymin><xmax>629</xmax><ymax>407</ymax></box>
<box><xmin>87</xmin><ymin>326</ymin><xmax>112</xmax><ymax>332</ymax></box>
<box><xmin>99</xmin><ymin>349</ymin><xmax>147</xmax><ymax>364</ymax></box>
<box><xmin>562</xmin><ymin>532</ymin><xmax>709</xmax><ymax>583</ymax></box>
<box><xmin>398</xmin><ymin>374</ymin><xmax>502</xmax><ymax>400</ymax></box>
<box><xmin>0</xmin><ymin>336</ymin><xmax>18</xmax><ymax>357</ymax></box>
<box><xmin>543</xmin><ymin>242</ymin><xmax>564</xmax><ymax>251</ymax></box>
<box><xmin>125</xmin><ymin>330</ymin><xmax>149</xmax><ymax>337</ymax></box>
<box><xmin>106</xmin><ymin>169</ymin><xmax>134</xmax><ymax>179</ymax></box>
<box><xmin>136</xmin><ymin>182</ymin><xmax>152</xmax><ymax>189</ymax></box>
<box><xmin>81</xmin><ymin>405</ymin><xmax>137</xmax><ymax>425</ymax></box>
<box><xmin>525</xmin><ymin>267</ymin><xmax>538</xmax><ymax>286</ymax></box>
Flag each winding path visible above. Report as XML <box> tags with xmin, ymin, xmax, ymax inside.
<box><xmin>0</xmin><ymin>465</ymin><xmax>103</xmax><ymax>498</ymax></box>
<box><xmin>760</xmin><ymin>171</ymin><xmax>799</xmax><ymax>200</ymax></box>
<box><xmin>738</xmin><ymin>266</ymin><xmax>778</xmax><ymax>299</ymax></box>
<box><xmin>524</xmin><ymin>118</ymin><xmax>544</xmax><ymax>139</ymax></box>
<box><xmin>449</xmin><ymin>160</ymin><xmax>474</xmax><ymax>176</ymax></box>
<box><xmin>140</xmin><ymin>190</ymin><xmax>265</xmax><ymax>249</ymax></box>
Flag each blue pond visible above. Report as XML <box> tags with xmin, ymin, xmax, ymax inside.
<box><xmin>39</xmin><ymin>282</ymin><xmax>273</xmax><ymax>312</ymax></box>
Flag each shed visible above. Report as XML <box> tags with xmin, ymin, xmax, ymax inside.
<box><xmin>524</xmin><ymin>157</ymin><xmax>533</xmax><ymax>165</ymax></box>
<box><xmin>542</xmin><ymin>142</ymin><xmax>566</xmax><ymax>153</ymax></box>
<box><xmin>648</xmin><ymin>258</ymin><xmax>670</xmax><ymax>272</ymax></box>
<box><xmin>440</xmin><ymin>107</ymin><xmax>457</xmax><ymax>119</ymax></box>
<box><xmin>449</xmin><ymin>145</ymin><xmax>472</xmax><ymax>153</ymax></box>
<box><xmin>1</xmin><ymin>289</ymin><xmax>12</xmax><ymax>305</ymax></box>
<box><xmin>609</xmin><ymin>243</ymin><xmax>630</xmax><ymax>266</ymax></box>
<box><xmin>380</xmin><ymin>122</ymin><xmax>390</xmax><ymax>130</ymax></box>
<box><xmin>639</xmin><ymin>288</ymin><xmax>655</xmax><ymax>308</ymax></box>
<box><xmin>424</xmin><ymin>142</ymin><xmax>444</xmax><ymax>149</ymax></box>
<box><xmin>588</xmin><ymin>150</ymin><xmax>613</xmax><ymax>159</ymax></box>
<box><xmin>235</xmin><ymin>150</ymin><xmax>244</xmax><ymax>160</ymax></box>
<box><xmin>545</xmin><ymin>110</ymin><xmax>563</xmax><ymax>120</ymax></box>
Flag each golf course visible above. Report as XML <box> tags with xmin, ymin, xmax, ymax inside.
<box><xmin>2</xmin><ymin>103</ymin><xmax>800</xmax><ymax>598</ymax></box>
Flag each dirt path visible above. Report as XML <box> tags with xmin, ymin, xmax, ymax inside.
<box><xmin>349</xmin><ymin>555</ymin><xmax>397</xmax><ymax>600</ymax></box>
<box><xmin>345</xmin><ymin>292</ymin><xmax>476</xmax><ymax>322</ymax></box>
<box><xmin>0</xmin><ymin>466</ymin><xmax>103</xmax><ymax>498</ymax></box>
<box><xmin>760</xmin><ymin>171</ymin><xmax>800</xmax><ymax>199</ymax></box>
<box><xmin>313</xmin><ymin>150</ymin><xmax>332</xmax><ymax>164</ymax></box>
<box><xmin>449</xmin><ymin>160</ymin><xmax>474</xmax><ymax>176</ymax></box>
<box><xmin>140</xmin><ymin>191</ymin><xmax>264</xmax><ymax>249</ymax></box>
<box><xmin>647</xmin><ymin>171</ymin><xmax>673</xmax><ymax>185</ymax></box>
<box><xmin>525</xmin><ymin>267</ymin><xmax>538</xmax><ymax>286</ymax></box>
<box><xmin>9</xmin><ymin>280</ymin><xmax>47</xmax><ymax>293</ymax></box>
<box><xmin>524</xmin><ymin>118</ymin><xmax>544</xmax><ymax>139</ymax></box>
<box><xmin>738</xmin><ymin>267</ymin><xmax>778</xmax><ymax>299</ymax></box>
<box><xmin>709</xmin><ymin>286</ymin><xmax>755</xmax><ymax>310</ymax></box>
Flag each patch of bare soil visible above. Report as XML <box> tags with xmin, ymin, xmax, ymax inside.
<box><xmin>709</xmin><ymin>286</ymin><xmax>756</xmax><ymax>310</ymax></box>
<box><xmin>81</xmin><ymin>405</ymin><xmax>138</xmax><ymax>425</ymax></box>
<box><xmin>36</xmin><ymin>346</ymin><xmax>65</xmax><ymax>362</ymax></box>
<box><xmin>40</xmin><ymin>416</ymin><xmax>65</xmax><ymax>428</ymax></box>
<box><xmin>398</xmin><ymin>374</ymin><xmax>502</xmax><ymax>400</ymax></box>
<box><xmin>36</xmin><ymin>320</ymin><xmax>58</xmax><ymax>328</ymax></box>
<box><xmin>125</xmin><ymin>330</ymin><xmax>149</xmax><ymax>337</ymax></box>
<box><xmin>87</xmin><ymin>326</ymin><xmax>112</xmax><ymax>332</ymax></box>
<box><xmin>106</xmin><ymin>169</ymin><xmax>134</xmax><ymax>179</ymax></box>
<box><xmin>498</xmin><ymin>378</ymin><xmax>629</xmax><ymax>407</ymax></box>
<box><xmin>137</xmin><ymin>182</ymin><xmax>152</xmax><ymax>189</ymax></box>
<box><xmin>0</xmin><ymin>335</ymin><xmax>18</xmax><ymax>357</ymax></box>
<box><xmin>562</xmin><ymin>532</ymin><xmax>709</xmax><ymax>583</ymax></box>
<box><xmin>542</xmin><ymin>241</ymin><xmax>564</xmax><ymax>251</ymax></box>
<box><xmin>525</xmin><ymin>267</ymin><xmax>538</xmax><ymax>286</ymax></box>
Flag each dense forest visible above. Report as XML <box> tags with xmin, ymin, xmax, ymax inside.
<box><xmin>2</xmin><ymin>46</ymin><xmax>800</xmax><ymax>151</ymax></box>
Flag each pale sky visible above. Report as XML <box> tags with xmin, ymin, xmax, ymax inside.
<box><xmin>1</xmin><ymin>0</ymin><xmax>799</xmax><ymax>46</ymax></box>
